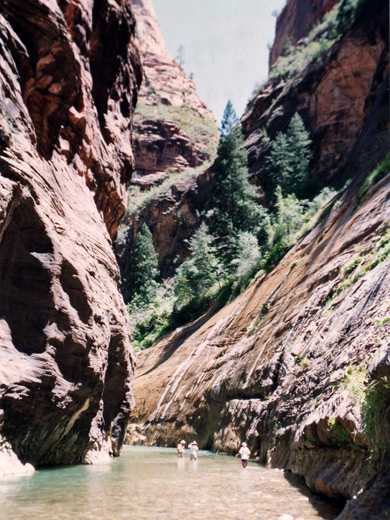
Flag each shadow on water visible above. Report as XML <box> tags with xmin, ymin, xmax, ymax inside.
<box><xmin>283</xmin><ymin>470</ymin><xmax>345</xmax><ymax>519</ymax></box>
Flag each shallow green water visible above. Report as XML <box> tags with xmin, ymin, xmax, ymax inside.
<box><xmin>0</xmin><ymin>446</ymin><xmax>342</xmax><ymax>520</ymax></box>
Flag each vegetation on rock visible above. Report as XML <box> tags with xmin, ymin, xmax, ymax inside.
<box><xmin>268</xmin><ymin>0</ymin><xmax>371</xmax><ymax>83</ymax></box>
<box><xmin>174</xmin><ymin>223</ymin><xmax>223</xmax><ymax>306</ymax></box>
<box><xmin>134</xmin><ymin>102</ymin><xmax>219</xmax><ymax>159</ymax></box>
<box><xmin>126</xmin><ymin>105</ymin><xmax>339</xmax><ymax>350</ymax></box>
<box><xmin>124</xmin><ymin>223</ymin><xmax>158</xmax><ymax>306</ymax></box>
<box><xmin>266</xmin><ymin>113</ymin><xmax>314</xmax><ymax>198</ymax></box>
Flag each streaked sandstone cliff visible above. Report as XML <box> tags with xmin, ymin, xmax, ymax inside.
<box><xmin>127</xmin><ymin>1</ymin><xmax>390</xmax><ymax>518</ymax></box>
<box><xmin>0</xmin><ymin>0</ymin><xmax>141</xmax><ymax>473</ymax></box>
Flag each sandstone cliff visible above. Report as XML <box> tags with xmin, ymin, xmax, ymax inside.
<box><xmin>127</xmin><ymin>1</ymin><xmax>390</xmax><ymax>517</ymax></box>
<box><xmin>116</xmin><ymin>0</ymin><xmax>219</xmax><ymax>285</ymax></box>
<box><xmin>0</xmin><ymin>0</ymin><xmax>141</xmax><ymax>474</ymax></box>
<box><xmin>269</xmin><ymin>0</ymin><xmax>338</xmax><ymax>68</ymax></box>
<box><xmin>131</xmin><ymin>0</ymin><xmax>218</xmax><ymax>178</ymax></box>
<box><xmin>243</xmin><ymin>0</ymin><xmax>388</xmax><ymax>188</ymax></box>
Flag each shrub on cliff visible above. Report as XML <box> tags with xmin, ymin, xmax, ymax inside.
<box><xmin>363</xmin><ymin>376</ymin><xmax>390</xmax><ymax>465</ymax></box>
<box><xmin>355</xmin><ymin>154</ymin><xmax>390</xmax><ymax>208</ymax></box>
<box><xmin>270</xmin><ymin>6</ymin><xmax>339</xmax><ymax>82</ymax></box>
<box><xmin>336</xmin><ymin>0</ymin><xmax>371</xmax><ymax>34</ymax></box>
<box><xmin>128</xmin><ymin>283</ymin><xmax>174</xmax><ymax>351</ymax></box>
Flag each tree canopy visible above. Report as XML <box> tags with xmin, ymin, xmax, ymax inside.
<box><xmin>267</xmin><ymin>113</ymin><xmax>313</xmax><ymax>198</ymax></box>
<box><xmin>129</xmin><ymin>223</ymin><xmax>158</xmax><ymax>305</ymax></box>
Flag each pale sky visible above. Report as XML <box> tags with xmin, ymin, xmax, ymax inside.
<box><xmin>153</xmin><ymin>0</ymin><xmax>287</xmax><ymax>125</ymax></box>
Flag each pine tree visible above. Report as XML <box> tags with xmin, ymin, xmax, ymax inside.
<box><xmin>130</xmin><ymin>223</ymin><xmax>158</xmax><ymax>305</ymax></box>
<box><xmin>220</xmin><ymin>100</ymin><xmax>239</xmax><ymax>137</ymax></box>
<box><xmin>267</xmin><ymin>113</ymin><xmax>313</xmax><ymax>197</ymax></box>
<box><xmin>209</xmin><ymin>125</ymin><xmax>269</xmax><ymax>262</ymax></box>
<box><xmin>174</xmin><ymin>223</ymin><xmax>222</xmax><ymax>305</ymax></box>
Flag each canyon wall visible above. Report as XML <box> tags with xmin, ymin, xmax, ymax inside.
<box><xmin>243</xmin><ymin>0</ymin><xmax>388</xmax><ymax>188</ymax></box>
<box><xmin>131</xmin><ymin>0</ymin><xmax>218</xmax><ymax>178</ymax></box>
<box><xmin>116</xmin><ymin>0</ymin><xmax>218</xmax><ymax>285</ymax></box>
<box><xmin>128</xmin><ymin>1</ymin><xmax>390</xmax><ymax>518</ymax></box>
<box><xmin>269</xmin><ymin>0</ymin><xmax>338</xmax><ymax>67</ymax></box>
<box><xmin>0</xmin><ymin>0</ymin><xmax>141</xmax><ymax>474</ymax></box>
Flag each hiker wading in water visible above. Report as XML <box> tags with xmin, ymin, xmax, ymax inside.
<box><xmin>189</xmin><ymin>441</ymin><xmax>199</xmax><ymax>461</ymax></box>
<box><xmin>236</xmin><ymin>442</ymin><xmax>250</xmax><ymax>468</ymax></box>
<box><xmin>176</xmin><ymin>440</ymin><xmax>186</xmax><ymax>458</ymax></box>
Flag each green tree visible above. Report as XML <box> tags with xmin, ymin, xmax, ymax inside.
<box><xmin>262</xmin><ymin>186</ymin><xmax>305</xmax><ymax>271</ymax></box>
<box><xmin>129</xmin><ymin>223</ymin><xmax>158</xmax><ymax>305</ymax></box>
<box><xmin>267</xmin><ymin>113</ymin><xmax>313</xmax><ymax>197</ymax></box>
<box><xmin>231</xmin><ymin>231</ymin><xmax>261</xmax><ymax>280</ymax></box>
<box><xmin>209</xmin><ymin>125</ymin><xmax>269</xmax><ymax>262</ymax></box>
<box><xmin>271</xmin><ymin>186</ymin><xmax>304</xmax><ymax>244</ymax></box>
<box><xmin>174</xmin><ymin>223</ymin><xmax>222</xmax><ymax>305</ymax></box>
<box><xmin>220</xmin><ymin>100</ymin><xmax>239</xmax><ymax>137</ymax></box>
<box><xmin>336</xmin><ymin>0</ymin><xmax>368</xmax><ymax>34</ymax></box>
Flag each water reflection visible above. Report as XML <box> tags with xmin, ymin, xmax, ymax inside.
<box><xmin>0</xmin><ymin>446</ymin><xmax>342</xmax><ymax>520</ymax></box>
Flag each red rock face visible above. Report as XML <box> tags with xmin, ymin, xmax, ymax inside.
<box><xmin>131</xmin><ymin>0</ymin><xmax>218</xmax><ymax>177</ymax></box>
<box><xmin>242</xmin><ymin>1</ymin><xmax>388</xmax><ymax>186</ymax></box>
<box><xmin>116</xmin><ymin>167</ymin><xmax>215</xmax><ymax>290</ymax></box>
<box><xmin>269</xmin><ymin>0</ymin><xmax>339</xmax><ymax>68</ymax></box>
<box><xmin>0</xmin><ymin>0</ymin><xmax>141</xmax><ymax>471</ymax></box>
<box><xmin>115</xmin><ymin>0</ymin><xmax>218</xmax><ymax>287</ymax></box>
<box><xmin>125</xmin><ymin>1</ymin><xmax>390</xmax><ymax>517</ymax></box>
<box><xmin>133</xmin><ymin>119</ymin><xmax>208</xmax><ymax>175</ymax></box>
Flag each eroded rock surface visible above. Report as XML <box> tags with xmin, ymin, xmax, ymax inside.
<box><xmin>0</xmin><ymin>0</ymin><xmax>141</xmax><ymax>472</ymax></box>
<box><xmin>131</xmin><ymin>0</ymin><xmax>218</xmax><ymax>177</ymax></box>
<box><xmin>116</xmin><ymin>0</ymin><xmax>218</xmax><ymax>284</ymax></box>
<box><xmin>127</xmin><ymin>1</ymin><xmax>390</xmax><ymax>517</ymax></box>
<box><xmin>269</xmin><ymin>0</ymin><xmax>338</xmax><ymax>67</ymax></box>
<box><xmin>243</xmin><ymin>0</ymin><xmax>388</xmax><ymax>186</ymax></box>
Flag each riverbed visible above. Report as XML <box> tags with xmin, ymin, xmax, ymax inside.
<box><xmin>0</xmin><ymin>446</ymin><xmax>342</xmax><ymax>519</ymax></box>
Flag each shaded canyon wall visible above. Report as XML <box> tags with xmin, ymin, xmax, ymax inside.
<box><xmin>0</xmin><ymin>0</ymin><xmax>141</xmax><ymax>474</ymax></box>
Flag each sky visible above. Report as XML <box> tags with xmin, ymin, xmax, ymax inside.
<box><xmin>153</xmin><ymin>0</ymin><xmax>287</xmax><ymax>125</ymax></box>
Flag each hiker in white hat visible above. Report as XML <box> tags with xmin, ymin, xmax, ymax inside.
<box><xmin>236</xmin><ymin>441</ymin><xmax>250</xmax><ymax>468</ymax></box>
<box><xmin>189</xmin><ymin>440</ymin><xmax>199</xmax><ymax>461</ymax></box>
<box><xmin>176</xmin><ymin>439</ymin><xmax>186</xmax><ymax>458</ymax></box>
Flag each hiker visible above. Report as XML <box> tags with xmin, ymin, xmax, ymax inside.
<box><xmin>176</xmin><ymin>440</ymin><xmax>186</xmax><ymax>458</ymax></box>
<box><xmin>189</xmin><ymin>440</ymin><xmax>199</xmax><ymax>461</ymax></box>
<box><xmin>236</xmin><ymin>441</ymin><xmax>250</xmax><ymax>468</ymax></box>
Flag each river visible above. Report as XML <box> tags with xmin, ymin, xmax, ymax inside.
<box><xmin>0</xmin><ymin>446</ymin><xmax>342</xmax><ymax>520</ymax></box>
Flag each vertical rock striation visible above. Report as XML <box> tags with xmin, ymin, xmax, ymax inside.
<box><xmin>0</xmin><ymin>0</ymin><xmax>141</xmax><ymax>473</ymax></box>
<box><xmin>127</xmin><ymin>0</ymin><xmax>390</xmax><ymax>517</ymax></box>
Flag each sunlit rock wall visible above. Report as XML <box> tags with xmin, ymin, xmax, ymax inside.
<box><xmin>127</xmin><ymin>1</ymin><xmax>390</xmax><ymax>517</ymax></box>
<box><xmin>243</xmin><ymin>0</ymin><xmax>388</xmax><ymax>187</ymax></box>
<box><xmin>0</xmin><ymin>0</ymin><xmax>141</xmax><ymax>473</ymax></box>
<box><xmin>116</xmin><ymin>0</ymin><xmax>219</xmax><ymax>284</ymax></box>
<box><xmin>269</xmin><ymin>0</ymin><xmax>338</xmax><ymax>68</ymax></box>
<box><xmin>131</xmin><ymin>0</ymin><xmax>218</xmax><ymax>177</ymax></box>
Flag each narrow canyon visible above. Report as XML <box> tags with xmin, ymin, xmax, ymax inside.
<box><xmin>0</xmin><ymin>0</ymin><xmax>389</xmax><ymax>519</ymax></box>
